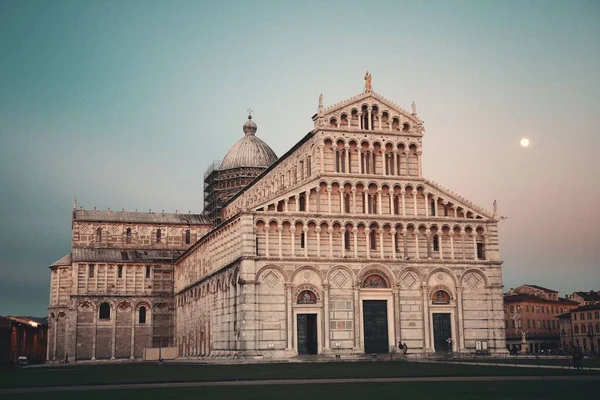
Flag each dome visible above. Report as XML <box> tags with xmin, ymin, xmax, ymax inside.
<box><xmin>220</xmin><ymin>115</ymin><xmax>277</xmax><ymax>170</ymax></box>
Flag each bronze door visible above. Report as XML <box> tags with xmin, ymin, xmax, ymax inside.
<box><xmin>363</xmin><ymin>300</ymin><xmax>389</xmax><ymax>353</ymax></box>
<box><xmin>433</xmin><ymin>313</ymin><xmax>452</xmax><ymax>352</ymax></box>
<box><xmin>297</xmin><ymin>314</ymin><xmax>317</xmax><ymax>355</ymax></box>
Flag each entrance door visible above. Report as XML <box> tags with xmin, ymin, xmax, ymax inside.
<box><xmin>363</xmin><ymin>300</ymin><xmax>389</xmax><ymax>353</ymax></box>
<box><xmin>433</xmin><ymin>313</ymin><xmax>452</xmax><ymax>352</ymax></box>
<box><xmin>297</xmin><ymin>314</ymin><xmax>318</xmax><ymax>355</ymax></box>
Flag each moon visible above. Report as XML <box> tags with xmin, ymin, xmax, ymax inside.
<box><xmin>520</xmin><ymin>138</ymin><xmax>530</xmax><ymax>148</ymax></box>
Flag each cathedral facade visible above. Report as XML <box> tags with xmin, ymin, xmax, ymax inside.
<box><xmin>48</xmin><ymin>79</ymin><xmax>506</xmax><ymax>361</ymax></box>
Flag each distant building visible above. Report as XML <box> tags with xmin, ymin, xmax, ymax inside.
<box><xmin>565</xmin><ymin>290</ymin><xmax>600</xmax><ymax>306</ymax></box>
<box><xmin>503</xmin><ymin>285</ymin><xmax>578</xmax><ymax>352</ymax></box>
<box><xmin>558</xmin><ymin>304</ymin><xmax>600</xmax><ymax>353</ymax></box>
<box><xmin>0</xmin><ymin>316</ymin><xmax>48</xmax><ymax>364</ymax></box>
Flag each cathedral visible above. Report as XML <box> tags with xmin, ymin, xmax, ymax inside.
<box><xmin>47</xmin><ymin>76</ymin><xmax>506</xmax><ymax>361</ymax></box>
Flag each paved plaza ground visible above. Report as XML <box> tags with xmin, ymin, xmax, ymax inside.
<box><xmin>1</xmin><ymin>360</ymin><xmax>597</xmax><ymax>399</ymax></box>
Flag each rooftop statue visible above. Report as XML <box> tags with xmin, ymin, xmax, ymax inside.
<box><xmin>364</xmin><ymin>71</ymin><xmax>372</xmax><ymax>92</ymax></box>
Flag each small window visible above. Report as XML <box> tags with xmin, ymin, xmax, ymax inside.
<box><xmin>595</xmin><ymin>312</ymin><xmax>600</xmax><ymax>319</ymax></box>
<box><xmin>433</xmin><ymin>235</ymin><xmax>439</xmax><ymax>252</ymax></box>
<box><xmin>477</xmin><ymin>243</ymin><xmax>485</xmax><ymax>260</ymax></box>
<box><xmin>581</xmin><ymin>324</ymin><xmax>586</xmax><ymax>333</ymax></box>
<box><xmin>156</xmin><ymin>229</ymin><xmax>162</xmax><ymax>243</ymax></box>
<box><xmin>88</xmin><ymin>264</ymin><xmax>95</xmax><ymax>278</ymax></box>
<box><xmin>96</xmin><ymin>227</ymin><xmax>102</xmax><ymax>242</ymax></box>
<box><xmin>527</xmin><ymin>319</ymin><xmax>531</xmax><ymax>328</ymax></box>
<box><xmin>574</xmin><ymin>313</ymin><xmax>577</xmax><ymax>320</ymax></box>
<box><xmin>574</xmin><ymin>325</ymin><xmax>579</xmax><ymax>334</ymax></box>
<box><xmin>99</xmin><ymin>302</ymin><xmax>110</xmax><ymax>320</ymax></box>
<box><xmin>537</xmin><ymin>320</ymin><xmax>540</xmax><ymax>328</ymax></box>
<box><xmin>344</xmin><ymin>230</ymin><xmax>351</xmax><ymax>250</ymax></box>
<box><xmin>125</xmin><ymin>228</ymin><xmax>132</xmax><ymax>244</ymax></box>
<box><xmin>145</xmin><ymin>266</ymin><xmax>151</xmax><ymax>279</ymax></box>
<box><xmin>300</xmin><ymin>232</ymin><xmax>305</xmax><ymax>249</ymax></box>
<box><xmin>587</xmin><ymin>312</ymin><xmax>592</xmax><ymax>320</ymax></box>
<box><xmin>580</xmin><ymin>313</ymin><xmax>585</xmax><ymax>320</ymax></box>
<box><xmin>185</xmin><ymin>229</ymin><xmax>191</xmax><ymax>245</ymax></box>
<box><xmin>299</xmin><ymin>193</ymin><xmax>306</xmax><ymax>212</ymax></box>
<box><xmin>369</xmin><ymin>229</ymin><xmax>377</xmax><ymax>250</ymax></box>
<box><xmin>139</xmin><ymin>306</ymin><xmax>147</xmax><ymax>324</ymax></box>
<box><xmin>430</xmin><ymin>201</ymin><xmax>435</xmax><ymax>216</ymax></box>
<box><xmin>117</xmin><ymin>265</ymin><xmax>123</xmax><ymax>278</ymax></box>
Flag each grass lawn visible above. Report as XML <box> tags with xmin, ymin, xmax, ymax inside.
<box><xmin>453</xmin><ymin>357</ymin><xmax>600</xmax><ymax>368</ymax></box>
<box><xmin>8</xmin><ymin>381</ymin><xmax>598</xmax><ymax>400</ymax></box>
<box><xmin>1</xmin><ymin>360</ymin><xmax>597</xmax><ymax>389</ymax></box>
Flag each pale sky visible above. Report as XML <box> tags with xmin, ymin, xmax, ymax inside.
<box><xmin>0</xmin><ymin>0</ymin><xmax>599</xmax><ymax>316</ymax></box>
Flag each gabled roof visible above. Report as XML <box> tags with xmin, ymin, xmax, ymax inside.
<box><xmin>503</xmin><ymin>293</ymin><xmax>579</xmax><ymax>305</ymax></box>
<box><xmin>72</xmin><ymin>248</ymin><xmax>183</xmax><ymax>263</ymax></box>
<box><xmin>425</xmin><ymin>180</ymin><xmax>494</xmax><ymax>219</ymax></box>
<box><xmin>322</xmin><ymin>90</ymin><xmax>422</xmax><ymax>125</ymax></box>
<box><xmin>50</xmin><ymin>253</ymin><xmax>71</xmax><ymax>267</ymax></box>
<box><xmin>74</xmin><ymin>209</ymin><xmax>211</xmax><ymax>225</ymax></box>
<box><xmin>524</xmin><ymin>284</ymin><xmax>559</xmax><ymax>293</ymax></box>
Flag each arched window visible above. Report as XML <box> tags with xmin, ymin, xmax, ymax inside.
<box><xmin>96</xmin><ymin>227</ymin><xmax>102</xmax><ymax>242</ymax></box>
<box><xmin>297</xmin><ymin>290</ymin><xmax>317</xmax><ymax>304</ymax></box>
<box><xmin>156</xmin><ymin>229</ymin><xmax>162</xmax><ymax>243</ymax></box>
<box><xmin>432</xmin><ymin>290</ymin><xmax>450</xmax><ymax>304</ymax></box>
<box><xmin>126</xmin><ymin>228</ymin><xmax>132</xmax><ymax>244</ymax></box>
<box><xmin>99</xmin><ymin>302</ymin><xmax>111</xmax><ymax>320</ymax></box>
<box><xmin>299</xmin><ymin>193</ymin><xmax>306</xmax><ymax>212</ymax></box>
<box><xmin>139</xmin><ymin>306</ymin><xmax>147</xmax><ymax>324</ymax></box>
<box><xmin>344</xmin><ymin>229</ymin><xmax>351</xmax><ymax>250</ymax></box>
<box><xmin>362</xmin><ymin>274</ymin><xmax>388</xmax><ymax>288</ymax></box>
<box><xmin>300</xmin><ymin>231</ymin><xmax>306</xmax><ymax>248</ymax></box>
<box><xmin>344</xmin><ymin>193</ymin><xmax>350</xmax><ymax>213</ymax></box>
<box><xmin>433</xmin><ymin>235</ymin><xmax>440</xmax><ymax>252</ymax></box>
<box><xmin>369</xmin><ymin>229</ymin><xmax>377</xmax><ymax>250</ymax></box>
<box><xmin>185</xmin><ymin>229</ymin><xmax>191</xmax><ymax>245</ymax></box>
<box><xmin>477</xmin><ymin>242</ymin><xmax>485</xmax><ymax>260</ymax></box>
<box><xmin>430</xmin><ymin>201</ymin><xmax>436</xmax><ymax>216</ymax></box>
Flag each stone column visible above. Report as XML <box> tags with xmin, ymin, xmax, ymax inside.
<box><xmin>389</xmin><ymin>192</ymin><xmax>394</xmax><ymax>215</ymax></box>
<box><xmin>415</xmin><ymin>234</ymin><xmax>420</xmax><ymax>259</ymax></box>
<box><xmin>91</xmin><ymin>310</ymin><xmax>97</xmax><ymax>360</ymax></box>
<box><xmin>377</xmin><ymin>189</ymin><xmax>383</xmax><ymax>215</ymax></box>
<box><xmin>434</xmin><ymin>196</ymin><xmax>439</xmax><ymax>217</ymax></box>
<box><xmin>364</xmin><ymin>191</ymin><xmax>368</xmax><ymax>214</ymax></box>
<box><xmin>327</xmin><ymin>186</ymin><xmax>332</xmax><ymax>213</ymax></box>
<box><xmin>319</xmin><ymin>146</ymin><xmax>324</xmax><ymax>174</ymax></box>
<box><xmin>450</xmin><ymin>232</ymin><xmax>455</xmax><ymax>260</ymax></box>
<box><xmin>290</xmin><ymin>226</ymin><xmax>296</xmax><ymax>257</ymax></box>
<box><xmin>413</xmin><ymin>192</ymin><xmax>418</xmax><ymax>216</ymax></box>
<box><xmin>422</xmin><ymin>286</ymin><xmax>430</xmax><ymax>350</ymax></box>
<box><xmin>265</xmin><ymin>227</ymin><xmax>270</xmax><ymax>257</ymax></box>
<box><xmin>284</xmin><ymin>199</ymin><xmax>288</xmax><ymax>212</ymax></box>
<box><xmin>328</xmin><ymin>227</ymin><xmax>334</xmax><ymax>257</ymax></box>
<box><xmin>393</xmin><ymin>286</ymin><xmax>401</xmax><ymax>350</ymax></box>
<box><xmin>285</xmin><ymin>283</ymin><xmax>294</xmax><ymax>350</ymax></box>
<box><xmin>401</xmin><ymin>190</ymin><xmax>406</xmax><ymax>216</ymax></box>
<box><xmin>339</xmin><ymin>190</ymin><xmax>344</xmax><ymax>213</ymax></box>
<box><xmin>365</xmin><ymin>228</ymin><xmax>371</xmax><ymax>259</ymax></box>
<box><xmin>424</xmin><ymin>192</ymin><xmax>429</xmax><ymax>217</ymax></box>
<box><xmin>341</xmin><ymin>227</ymin><xmax>346</xmax><ymax>258</ymax></box>
<box><xmin>416</xmin><ymin>150</ymin><xmax>422</xmax><ymax>176</ymax></box>
<box><xmin>405</xmin><ymin>152</ymin><xmax>410</xmax><ymax>176</ymax></box>
<box><xmin>457</xmin><ymin>287</ymin><xmax>465</xmax><ymax>351</ymax></box>
<box><xmin>323</xmin><ymin>284</ymin><xmax>331</xmax><ymax>351</ymax></box>
<box><xmin>303</xmin><ymin>226</ymin><xmax>309</xmax><ymax>258</ymax></box>
<box><xmin>472</xmin><ymin>234</ymin><xmax>477</xmax><ymax>260</ymax></box>
<box><xmin>353</xmin><ymin>285</ymin><xmax>361</xmax><ymax>350</ymax></box>
<box><xmin>367</xmin><ymin>107</ymin><xmax>372</xmax><ymax>130</ymax></box>
<box><xmin>377</xmin><ymin>115</ymin><xmax>382</xmax><ymax>131</ymax></box>
<box><xmin>277</xmin><ymin>226</ymin><xmax>283</xmax><ymax>258</ymax></box>
<box><xmin>379</xmin><ymin>230</ymin><xmax>384</xmax><ymax>259</ymax></box>
<box><xmin>130</xmin><ymin>306</ymin><xmax>136</xmax><ymax>359</ymax></box>
<box><xmin>461</xmin><ymin>233</ymin><xmax>466</xmax><ymax>260</ymax></box>
<box><xmin>357</xmin><ymin>149</ymin><xmax>362</xmax><ymax>174</ymax></box>
<box><xmin>402</xmin><ymin>229</ymin><xmax>408</xmax><ymax>258</ymax></box>
<box><xmin>439</xmin><ymin>233</ymin><xmax>444</xmax><ymax>259</ymax></box>
<box><xmin>391</xmin><ymin>229</ymin><xmax>397</xmax><ymax>259</ymax></box>
<box><xmin>344</xmin><ymin>146</ymin><xmax>350</xmax><ymax>173</ymax></box>
<box><xmin>315</xmin><ymin>227</ymin><xmax>321</xmax><ymax>258</ymax></box>
<box><xmin>393</xmin><ymin>151</ymin><xmax>398</xmax><ymax>175</ymax></box>
<box><xmin>111</xmin><ymin>307</ymin><xmax>117</xmax><ymax>359</ymax></box>
<box><xmin>351</xmin><ymin>188</ymin><xmax>356</xmax><ymax>214</ymax></box>
<box><xmin>353</xmin><ymin>228</ymin><xmax>358</xmax><ymax>258</ymax></box>
<box><xmin>425</xmin><ymin>230</ymin><xmax>432</xmax><ymax>259</ymax></box>
<box><xmin>306</xmin><ymin>190</ymin><xmax>310</xmax><ymax>213</ymax></box>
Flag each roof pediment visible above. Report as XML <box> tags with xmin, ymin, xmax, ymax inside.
<box><xmin>320</xmin><ymin>90</ymin><xmax>423</xmax><ymax>126</ymax></box>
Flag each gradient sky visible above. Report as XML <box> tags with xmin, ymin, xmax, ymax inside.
<box><xmin>1</xmin><ymin>0</ymin><xmax>599</xmax><ymax>316</ymax></box>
